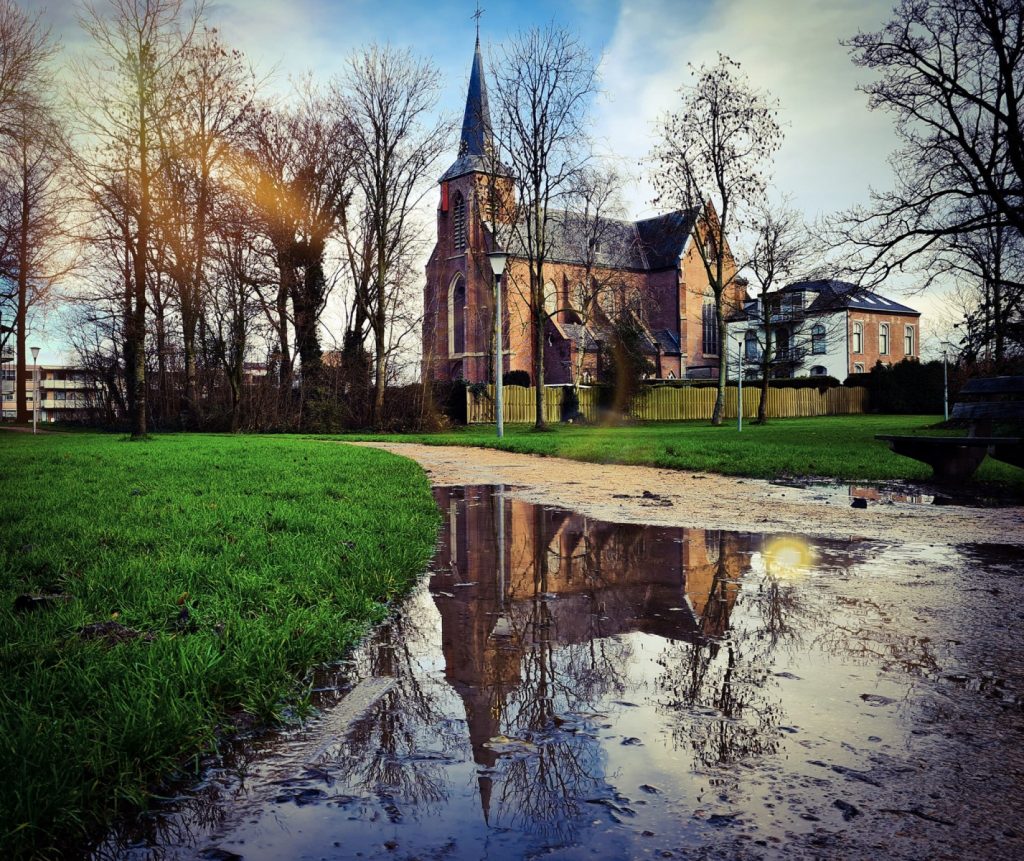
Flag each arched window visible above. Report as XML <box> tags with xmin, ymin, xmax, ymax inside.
<box><xmin>811</xmin><ymin>323</ymin><xmax>826</xmax><ymax>355</ymax></box>
<box><xmin>904</xmin><ymin>325</ymin><xmax>915</xmax><ymax>356</ymax></box>
<box><xmin>852</xmin><ymin>321</ymin><xmax>863</xmax><ymax>354</ymax></box>
<box><xmin>667</xmin><ymin>370</ymin><xmax>676</xmax><ymax>380</ymax></box>
<box><xmin>582</xmin><ymin>370</ymin><xmax>592</xmax><ymax>384</ymax></box>
<box><xmin>879</xmin><ymin>323</ymin><xmax>889</xmax><ymax>355</ymax></box>
<box><xmin>702</xmin><ymin>297</ymin><xmax>719</xmax><ymax>356</ymax></box>
<box><xmin>810</xmin><ymin>365</ymin><xmax>827</xmax><ymax>376</ymax></box>
<box><xmin>452</xmin><ymin>191</ymin><xmax>467</xmax><ymax>253</ymax></box>
<box><xmin>449</xmin><ymin>275</ymin><xmax>466</xmax><ymax>355</ymax></box>
<box><xmin>853</xmin><ymin>362</ymin><xmax>864</xmax><ymax>374</ymax></box>
<box><xmin>570</xmin><ymin>282</ymin><xmax>587</xmax><ymax>315</ymax></box>
<box><xmin>543</xmin><ymin>280</ymin><xmax>558</xmax><ymax>317</ymax></box>
<box><xmin>744</xmin><ymin>329</ymin><xmax>759</xmax><ymax>361</ymax></box>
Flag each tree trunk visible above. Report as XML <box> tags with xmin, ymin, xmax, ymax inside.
<box><xmin>757</xmin><ymin>325</ymin><xmax>772</xmax><ymax>424</ymax></box>
<box><xmin>15</xmin><ymin>269</ymin><xmax>27</xmax><ymax>423</ymax></box>
<box><xmin>130</xmin><ymin>54</ymin><xmax>150</xmax><ymax>440</ymax></box>
<box><xmin>533</xmin><ymin>289</ymin><xmax>546</xmax><ymax>429</ymax></box>
<box><xmin>372</xmin><ymin>254</ymin><xmax>387</xmax><ymax>427</ymax></box>
<box><xmin>711</xmin><ymin>301</ymin><xmax>726</xmax><ymax>426</ymax></box>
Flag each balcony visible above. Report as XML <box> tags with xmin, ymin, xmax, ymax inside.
<box><xmin>771</xmin><ymin>347</ymin><xmax>806</xmax><ymax>364</ymax></box>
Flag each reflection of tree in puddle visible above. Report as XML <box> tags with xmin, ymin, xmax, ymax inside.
<box><xmin>323</xmin><ymin>612</ymin><xmax>464</xmax><ymax>816</ymax></box>
<box><xmin>811</xmin><ymin>593</ymin><xmax>940</xmax><ymax>678</ymax></box>
<box><xmin>656</xmin><ymin>531</ymin><xmax>787</xmax><ymax>770</ymax></box>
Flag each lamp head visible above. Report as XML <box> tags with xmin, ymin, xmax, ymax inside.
<box><xmin>30</xmin><ymin>346</ymin><xmax>40</xmax><ymax>361</ymax></box>
<box><xmin>487</xmin><ymin>250</ymin><xmax>508</xmax><ymax>278</ymax></box>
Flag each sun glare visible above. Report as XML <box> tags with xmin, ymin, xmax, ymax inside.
<box><xmin>763</xmin><ymin>536</ymin><xmax>814</xmax><ymax>579</ymax></box>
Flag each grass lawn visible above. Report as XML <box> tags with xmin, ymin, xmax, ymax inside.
<box><xmin>0</xmin><ymin>433</ymin><xmax>438</xmax><ymax>857</ymax></box>
<box><xmin>339</xmin><ymin>414</ymin><xmax>1024</xmax><ymax>486</ymax></box>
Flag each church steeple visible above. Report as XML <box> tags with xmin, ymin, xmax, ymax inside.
<box><xmin>440</xmin><ymin>38</ymin><xmax>497</xmax><ymax>181</ymax></box>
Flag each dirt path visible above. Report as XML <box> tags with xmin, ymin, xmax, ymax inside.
<box><xmin>353</xmin><ymin>442</ymin><xmax>1024</xmax><ymax>546</ymax></box>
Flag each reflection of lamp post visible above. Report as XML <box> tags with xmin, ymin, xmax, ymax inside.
<box><xmin>30</xmin><ymin>346</ymin><xmax>40</xmax><ymax>434</ymax></box>
<box><xmin>486</xmin><ymin>250</ymin><xmax>508</xmax><ymax>439</ymax></box>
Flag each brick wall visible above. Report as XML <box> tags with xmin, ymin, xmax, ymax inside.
<box><xmin>847</xmin><ymin>311</ymin><xmax>920</xmax><ymax>374</ymax></box>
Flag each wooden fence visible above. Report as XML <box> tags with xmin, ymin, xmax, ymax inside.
<box><xmin>467</xmin><ymin>384</ymin><xmax>868</xmax><ymax>423</ymax></box>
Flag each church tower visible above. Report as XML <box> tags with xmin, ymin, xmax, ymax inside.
<box><xmin>423</xmin><ymin>36</ymin><xmax>513</xmax><ymax>383</ymax></box>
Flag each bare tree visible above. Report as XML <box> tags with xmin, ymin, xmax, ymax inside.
<box><xmin>490</xmin><ymin>24</ymin><xmax>598</xmax><ymax>429</ymax></box>
<box><xmin>838</xmin><ymin>0</ymin><xmax>1023</xmax><ymax>280</ymax></box>
<box><xmin>336</xmin><ymin>44</ymin><xmax>450</xmax><ymax>427</ymax></box>
<box><xmin>652</xmin><ymin>55</ymin><xmax>782</xmax><ymax>424</ymax></box>
<box><xmin>74</xmin><ymin>0</ymin><xmax>203</xmax><ymax>437</ymax></box>
<box><xmin>154</xmin><ymin>27</ymin><xmax>256</xmax><ymax>426</ymax></box>
<box><xmin>743</xmin><ymin>198</ymin><xmax>817</xmax><ymax>423</ymax></box>
<box><xmin>938</xmin><ymin>206</ymin><xmax>1024</xmax><ymax>365</ymax></box>
<box><xmin>0</xmin><ymin>0</ymin><xmax>58</xmax><ymax>420</ymax></box>
<box><xmin>206</xmin><ymin>191</ymin><xmax>267</xmax><ymax>430</ymax></box>
<box><xmin>0</xmin><ymin>0</ymin><xmax>52</xmax><ymax>124</ymax></box>
<box><xmin>560</xmin><ymin>166</ymin><xmax>634</xmax><ymax>392</ymax></box>
<box><xmin>0</xmin><ymin>96</ymin><xmax>73</xmax><ymax>421</ymax></box>
<box><xmin>241</xmin><ymin>85</ymin><xmax>351</xmax><ymax>425</ymax></box>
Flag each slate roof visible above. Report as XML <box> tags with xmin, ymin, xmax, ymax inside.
<box><xmin>653</xmin><ymin>328</ymin><xmax>681</xmax><ymax>354</ymax></box>
<box><xmin>734</xmin><ymin>279</ymin><xmax>921</xmax><ymax>321</ymax></box>
<box><xmin>559</xmin><ymin>323</ymin><xmax>601</xmax><ymax>351</ymax></box>
<box><xmin>495</xmin><ymin>207</ymin><xmax>698</xmax><ymax>273</ymax></box>
<box><xmin>441</xmin><ymin>39</ymin><xmax>508</xmax><ymax>182</ymax></box>
<box><xmin>787</xmin><ymin>279</ymin><xmax>921</xmax><ymax>316</ymax></box>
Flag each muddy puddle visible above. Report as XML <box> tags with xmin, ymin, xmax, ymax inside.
<box><xmin>94</xmin><ymin>486</ymin><xmax>1024</xmax><ymax>860</ymax></box>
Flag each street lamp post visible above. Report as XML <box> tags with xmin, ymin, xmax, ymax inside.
<box><xmin>486</xmin><ymin>250</ymin><xmax>508</xmax><ymax>439</ymax></box>
<box><xmin>941</xmin><ymin>341</ymin><xmax>952</xmax><ymax>422</ymax></box>
<box><xmin>736</xmin><ymin>334</ymin><xmax>744</xmax><ymax>433</ymax></box>
<box><xmin>30</xmin><ymin>346</ymin><xmax>40</xmax><ymax>434</ymax></box>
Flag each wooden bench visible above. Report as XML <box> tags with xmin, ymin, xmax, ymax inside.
<box><xmin>876</xmin><ymin>376</ymin><xmax>1024</xmax><ymax>482</ymax></box>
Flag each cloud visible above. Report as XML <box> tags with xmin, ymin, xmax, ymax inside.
<box><xmin>594</xmin><ymin>0</ymin><xmax>900</xmax><ymax>220</ymax></box>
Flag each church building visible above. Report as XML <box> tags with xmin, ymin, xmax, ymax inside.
<box><xmin>422</xmin><ymin>38</ymin><xmax>747</xmax><ymax>385</ymax></box>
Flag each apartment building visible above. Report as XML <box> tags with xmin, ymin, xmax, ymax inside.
<box><xmin>0</xmin><ymin>358</ymin><xmax>102</xmax><ymax>422</ymax></box>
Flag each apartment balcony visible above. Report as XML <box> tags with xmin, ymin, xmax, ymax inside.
<box><xmin>771</xmin><ymin>347</ymin><xmax>806</xmax><ymax>364</ymax></box>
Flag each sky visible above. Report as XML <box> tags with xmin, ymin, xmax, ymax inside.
<box><xmin>24</xmin><ymin>0</ymin><xmax>953</xmax><ymax>360</ymax></box>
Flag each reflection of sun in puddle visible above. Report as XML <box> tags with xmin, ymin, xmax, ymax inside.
<box><xmin>763</xmin><ymin>536</ymin><xmax>815</xmax><ymax>579</ymax></box>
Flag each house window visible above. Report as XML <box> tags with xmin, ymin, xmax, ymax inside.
<box><xmin>879</xmin><ymin>323</ymin><xmax>889</xmax><ymax>355</ymax></box>
<box><xmin>582</xmin><ymin>370</ymin><xmax>592</xmax><ymax>384</ymax></box>
<box><xmin>810</xmin><ymin>365</ymin><xmax>827</xmax><ymax>376</ymax></box>
<box><xmin>452</xmin><ymin>191</ymin><xmax>467</xmax><ymax>253</ymax></box>
<box><xmin>852</xmin><ymin>321</ymin><xmax>863</xmax><ymax>354</ymax></box>
<box><xmin>744</xmin><ymin>329</ymin><xmax>759</xmax><ymax>361</ymax></box>
<box><xmin>783</xmin><ymin>291</ymin><xmax>804</xmax><ymax>315</ymax></box>
<box><xmin>904</xmin><ymin>325</ymin><xmax>915</xmax><ymax>356</ymax></box>
<box><xmin>667</xmin><ymin>370</ymin><xmax>676</xmax><ymax>380</ymax></box>
<box><xmin>702</xmin><ymin>298</ymin><xmax>719</xmax><ymax>356</ymax></box>
<box><xmin>811</xmin><ymin>323</ymin><xmax>826</xmax><ymax>355</ymax></box>
<box><xmin>853</xmin><ymin>362</ymin><xmax>864</xmax><ymax>373</ymax></box>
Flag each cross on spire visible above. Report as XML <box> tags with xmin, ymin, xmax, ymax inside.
<box><xmin>472</xmin><ymin>1</ymin><xmax>484</xmax><ymax>42</ymax></box>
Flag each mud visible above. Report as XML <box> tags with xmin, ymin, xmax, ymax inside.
<box><xmin>350</xmin><ymin>443</ymin><xmax>1024</xmax><ymax>547</ymax></box>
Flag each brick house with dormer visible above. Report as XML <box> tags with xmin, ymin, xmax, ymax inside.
<box><xmin>421</xmin><ymin>38</ymin><xmax>746</xmax><ymax>386</ymax></box>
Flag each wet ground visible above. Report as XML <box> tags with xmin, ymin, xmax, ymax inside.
<box><xmin>95</xmin><ymin>485</ymin><xmax>1024</xmax><ymax>860</ymax></box>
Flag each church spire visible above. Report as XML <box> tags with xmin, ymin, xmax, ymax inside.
<box><xmin>440</xmin><ymin>37</ymin><xmax>497</xmax><ymax>181</ymax></box>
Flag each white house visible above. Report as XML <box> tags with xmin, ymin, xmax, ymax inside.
<box><xmin>725</xmin><ymin>279</ymin><xmax>921</xmax><ymax>380</ymax></box>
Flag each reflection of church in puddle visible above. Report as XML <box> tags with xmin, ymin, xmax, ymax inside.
<box><xmin>430</xmin><ymin>486</ymin><xmax>756</xmax><ymax>824</ymax></box>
